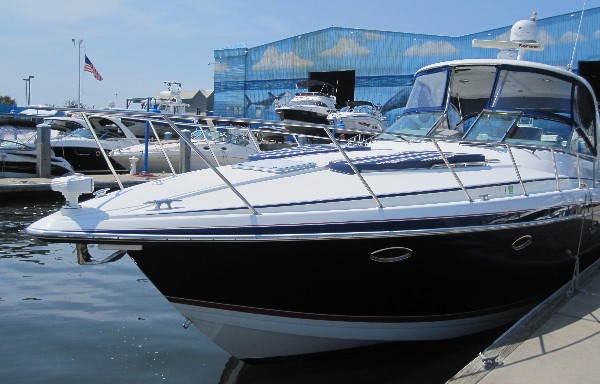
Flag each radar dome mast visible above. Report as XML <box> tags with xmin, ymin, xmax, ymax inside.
<box><xmin>472</xmin><ymin>12</ymin><xmax>544</xmax><ymax>60</ymax></box>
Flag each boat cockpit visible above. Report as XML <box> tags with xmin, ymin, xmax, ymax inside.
<box><xmin>382</xmin><ymin>62</ymin><xmax>598</xmax><ymax>156</ymax></box>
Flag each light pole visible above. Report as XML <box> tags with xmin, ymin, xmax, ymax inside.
<box><xmin>22</xmin><ymin>75</ymin><xmax>34</xmax><ymax>105</ymax></box>
<box><xmin>72</xmin><ymin>38</ymin><xmax>83</xmax><ymax>106</ymax></box>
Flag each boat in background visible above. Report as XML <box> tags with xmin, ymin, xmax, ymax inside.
<box><xmin>0</xmin><ymin>137</ymin><xmax>73</xmax><ymax>178</ymax></box>
<box><xmin>275</xmin><ymin>80</ymin><xmax>337</xmax><ymax>130</ymax></box>
<box><xmin>327</xmin><ymin>101</ymin><xmax>386</xmax><ymax>132</ymax></box>
<box><xmin>42</xmin><ymin>115</ymin><xmax>140</xmax><ymax>174</ymax></box>
<box><xmin>124</xmin><ymin>81</ymin><xmax>190</xmax><ymax>139</ymax></box>
<box><xmin>26</xmin><ymin>13</ymin><xmax>600</xmax><ymax>360</ymax></box>
<box><xmin>110</xmin><ymin>126</ymin><xmax>260</xmax><ymax>173</ymax></box>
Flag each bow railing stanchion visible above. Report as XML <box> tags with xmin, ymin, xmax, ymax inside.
<box><xmin>431</xmin><ymin>137</ymin><xmax>473</xmax><ymax>203</ymax></box>
<box><xmin>80</xmin><ymin>112</ymin><xmax>124</xmax><ymax>190</ymax></box>
<box><xmin>319</xmin><ymin>123</ymin><xmax>383</xmax><ymax>209</ymax></box>
<box><xmin>506</xmin><ymin>144</ymin><xmax>528</xmax><ymax>196</ymax></box>
<box><xmin>551</xmin><ymin>148</ymin><xmax>561</xmax><ymax>192</ymax></box>
<box><xmin>161</xmin><ymin>115</ymin><xmax>260</xmax><ymax>215</ymax></box>
<box><xmin>197</xmin><ymin>124</ymin><xmax>220</xmax><ymax>166</ymax></box>
<box><xmin>149</xmin><ymin>120</ymin><xmax>176</xmax><ymax>174</ymax></box>
<box><xmin>246</xmin><ymin>127</ymin><xmax>263</xmax><ymax>153</ymax></box>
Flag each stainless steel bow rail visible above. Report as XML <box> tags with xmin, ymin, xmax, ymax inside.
<box><xmin>29</xmin><ymin>106</ymin><xmax>597</xmax><ymax>216</ymax></box>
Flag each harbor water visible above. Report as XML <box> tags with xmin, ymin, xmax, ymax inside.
<box><xmin>0</xmin><ymin>195</ymin><xmax>508</xmax><ymax>383</ymax></box>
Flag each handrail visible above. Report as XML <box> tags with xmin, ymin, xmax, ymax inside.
<box><xmin>245</xmin><ymin>127</ymin><xmax>263</xmax><ymax>152</ymax></box>
<box><xmin>431</xmin><ymin>137</ymin><xmax>474</xmax><ymax>203</ymax></box>
<box><xmin>80</xmin><ymin>113</ymin><xmax>124</xmax><ymax>190</ymax></box>
<box><xmin>321</xmin><ymin>126</ymin><xmax>384</xmax><ymax>209</ymax></box>
<box><xmin>195</xmin><ymin>126</ymin><xmax>221</xmax><ymax>166</ymax></box>
<box><xmin>505</xmin><ymin>144</ymin><xmax>528</xmax><ymax>196</ymax></box>
<box><xmin>148</xmin><ymin>120</ymin><xmax>176</xmax><ymax>174</ymax></box>
<box><xmin>551</xmin><ymin>148</ymin><xmax>561</xmax><ymax>192</ymax></box>
<box><xmin>161</xmin><ymin>115</ymin><xmax>260</xmax><ymax>215</ymax></box>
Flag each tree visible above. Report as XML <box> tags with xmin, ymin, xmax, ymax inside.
<box><xmin>0</xmin><ymin>95</ymin><xmax>16</xmax><ymax>105</ymax></box>
<box><xmin>64</xmin><ymin>100</ymin><xmax>88</xmax><ymax>109</ymax></box>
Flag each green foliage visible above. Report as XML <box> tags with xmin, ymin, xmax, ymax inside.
<box><xmin>0</xmin><ymin>94</ymin><xmax>16</xmax><ymax>105</ymax></box>
<box><xmin>64</xmin><ymin>100</ymin><xmax>88</xmax><ymax>108</ymax></box>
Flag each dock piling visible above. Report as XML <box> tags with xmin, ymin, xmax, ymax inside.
<box><xmin>36</xmin><ymin>124</ymin><xmax>51</xmax><ymax>178</ymax></box>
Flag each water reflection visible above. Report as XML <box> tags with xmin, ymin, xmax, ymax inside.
<box><xmin>219</xmin><ymin>328</ymin><xmax>507</xmax><ymax>384</ymax></box>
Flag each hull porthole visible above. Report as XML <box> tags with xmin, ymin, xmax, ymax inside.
<box><xmin>370</xmin><ymin>247</ymin><xmax>413</xmax><ymax>263</ymax></box>
<box><xmin>512</xmin><ymin>235</ymin><xmax>532</xmax><ymax>251</ymax></box>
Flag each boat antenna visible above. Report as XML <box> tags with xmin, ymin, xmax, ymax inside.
<box><xmin>568</xmin><ymin>0</ymin><xmax>586</xmax><ymax>72</ymax></box>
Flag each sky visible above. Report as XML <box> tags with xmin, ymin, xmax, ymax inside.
<box><xmin>2</xmin><ymin>0</ymin><xmax>599</xmax><ymax>109</ymax></box>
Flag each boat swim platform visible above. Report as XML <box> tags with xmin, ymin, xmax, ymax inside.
<box><xmin>0</xmin><ymin>173</ymin><xmax>174</xmax><ymax>197</ymax></box>
<box><xmin>448</xmin><ymin>256</ymin><xmax>600</xmax><ymax>384</ymax></box>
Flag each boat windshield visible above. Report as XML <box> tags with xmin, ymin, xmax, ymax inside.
<box><xmin>0</xmin><ymin>139</ymin><xmax>34</xmax><ymax>151</ymax></box>
<box><xmin>65</xmin><ymin>127</ymin><xmax>126</xmax><ymax>140</ymax></box>
<box><xmin>379</xmin><ymin>63</ymin><xmax>597</xmax><ymax>155</ymax></box>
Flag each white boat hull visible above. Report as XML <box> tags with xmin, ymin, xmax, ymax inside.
<box><xmin>174</xmin><ymin>301</ymin><xmax>531</xmax><ymax>359</ymax></box>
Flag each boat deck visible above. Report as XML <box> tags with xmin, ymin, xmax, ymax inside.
<box><xmin>449</xmin><ymin>257</ymin><xmax>600</xmax><ymax>384</ymax></box>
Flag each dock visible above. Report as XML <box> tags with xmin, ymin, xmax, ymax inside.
<box><xmin>448</xmin><ymin>257</ymin><xmax>600</xmax><ymax>384</ymax></box>
<box><xmin>0</xmin><ymin>173</ymin><xmax>173</xmax><ymax>197</ymax></box>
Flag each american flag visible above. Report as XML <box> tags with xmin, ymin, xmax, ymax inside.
<box><xmin>84</xmin><ymin>55</ymin><xmax>103</xmax><ymax>81</ymax></box>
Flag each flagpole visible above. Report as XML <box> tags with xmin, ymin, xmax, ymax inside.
<box><xmin>72</xmin><ymin>38</ymin><xmax>83</xmax><ymax>106</ymax></box>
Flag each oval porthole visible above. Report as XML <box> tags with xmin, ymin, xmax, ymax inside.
<box><xmin>370</xmin><ymin>247</ymin><xmax>413</xmax><ymax>263</ymax></box>
<box><xmin>512</xmin><ymin>235</ymin><xmax>532</xmax><ymax>251</ymax></box>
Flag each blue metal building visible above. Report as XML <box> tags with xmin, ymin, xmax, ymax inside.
<box><xmin>213</xmin><ymin>8</ymin><xmax>600</xmax><ymax>124</ymax></box>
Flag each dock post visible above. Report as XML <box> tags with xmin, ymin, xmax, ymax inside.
<box><xmin>179</xmin><ymin>129</ymin><xmax>191</xmax><ymax>173</ymax></box>
<box><xmin>36</xmin><ymin>124</ymin><xmax>51</xmax><ymax>178</ymax></box>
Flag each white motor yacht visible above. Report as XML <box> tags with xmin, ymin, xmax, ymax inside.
<box><xmin>27</xmin><ymin>14</ymin><xmax>600</xmax><ymax>360</ymax></box>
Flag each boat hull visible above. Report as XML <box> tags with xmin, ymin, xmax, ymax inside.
<box><xmin>51</xmin><ymin>146</ymin><xmax>126</xmax><ymax>174</ymax></box>
<box><xmin>128</xmin><ymin>214</ymin><xmax>599</xmax><ymax>358</ymax></box>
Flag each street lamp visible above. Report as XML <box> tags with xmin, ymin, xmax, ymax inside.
<box><xmin>22</xmin><ymin>75</ymin><xmax>34</xmax><ymax>105</ymax></box>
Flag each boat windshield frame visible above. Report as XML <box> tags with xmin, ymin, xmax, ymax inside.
<box><xmin>379</xmin><ymin>63</ymin><xmax>598</xmax><ymax>155</ymax></box>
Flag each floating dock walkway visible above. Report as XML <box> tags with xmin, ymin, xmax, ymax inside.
<box><xmin>448</xmin><ymin>258</ymin><xmax>600</xmax><ymax>383</ymax></box>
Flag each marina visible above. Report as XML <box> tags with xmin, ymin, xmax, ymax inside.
<box><xmin>3</xmin><ymin>4</ymin><xmax>600</xmax><ymax>383</ymax></box>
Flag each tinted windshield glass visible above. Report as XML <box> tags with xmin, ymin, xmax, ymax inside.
<box><xmin>405</xmin><ymin>69</ymin><xmax>448</xmax><ymax>110</ymax></box>
<box><xmin>491</xmin><ymin>68</ymin><xmax>573</xmax><ymax>115</ymax></box>
<box><xmin>386</xmin><ymin>112</ymin><xmax>443</xmax><ymax>137</ymax></box>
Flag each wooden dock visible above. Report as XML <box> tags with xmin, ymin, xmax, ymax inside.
<box><xmin>448</xmin><ymin>257</ymin><xmax>600</xmax><ymax>384</ymax></box>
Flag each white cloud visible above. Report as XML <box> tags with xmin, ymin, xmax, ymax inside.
<box><xmin>405</xmin><ymin>41</ymin><xmax>458</xmax><ymax>56</ymax></box>
<box><xmin>214</xmin><ymin>62</ymin><xmax>230</xmax><ymax>73</ymax></box>
<box><xmin>361</xmin><ymin>31</ymin><xmax>384</xmax><ymax>41</ymax></box>
<box><xmin>252</xmin><ymin>47</ymin><xmax>312</xmax><ymax>70</ymax></box>
<box><xmin>594</xmin><ymin>30</ymin><xmax>600</xmax><ymax>39</ymax></box>
<box><xmin>536</xmin><ymin>30</ymin><xmax>555</xmax><ymax>46</ymax></box>
<box><xmin>320</xmin><ymin>37</ymin><xmax>370</xmax><ymax>57</ymax></box>
<box><xmin>560</xmin><ymin>31</ymin><xmax>587</xmax><ymax>43</ymax></box>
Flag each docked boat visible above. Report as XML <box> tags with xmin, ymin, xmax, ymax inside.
<box><xmin>109</xmin><ymin>126</ymin><xmax>260</xmax><ymax>173</ymax></box>
<box><xmin>27</xmin><ymin>15</ymin><xmax>600</xmax><ymax>360</ymax></box>
<box><xmin>327</xmin><ymin>101</ymin><xmax>387</xmax><ymax>132</ymax></box>
<box><xmin>275</xmin><ymin>80</ymin><xmax>337</xmax><ymax>132</ymax></box>
<box><xmin>0</xmin><ymin>138</ymin><xmax>73</xmax><ymax>178</ymax></box>
<box><xmin>43</xmin><ymin>115</ymin><xmax>141</xmax><ymax>174</ymax></box>
<box><xmin>124</xmin><ymin>81</ymin><xmax>190</xmax><ymax>139</ymax></box>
